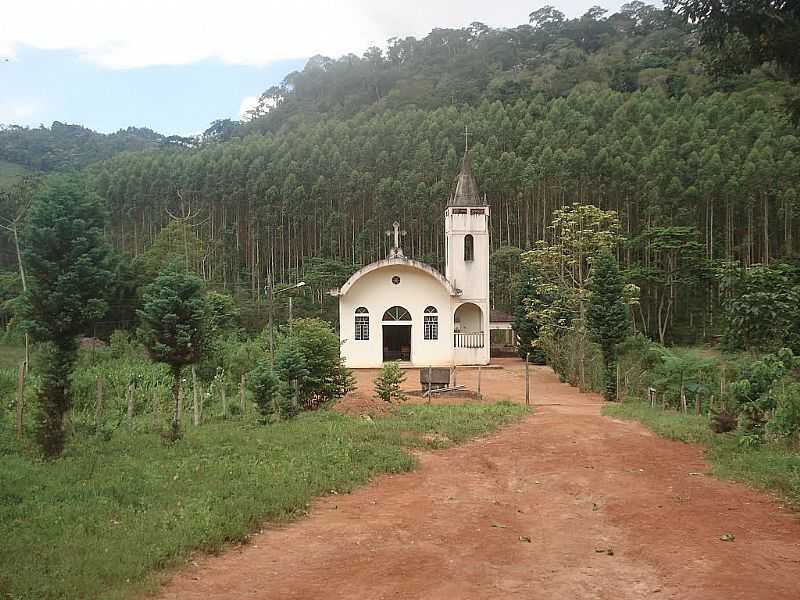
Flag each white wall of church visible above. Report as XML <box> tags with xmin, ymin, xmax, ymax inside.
<box><xmin>339</xmin><ymin>264</ymin><xmax>454</xmax><ymax>368</ymax></box>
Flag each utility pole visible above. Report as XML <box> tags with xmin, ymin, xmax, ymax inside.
<box><xmin>265</xmin><ymin>280</ymin><xmax>306</xmax><ymax>357</ymax></box>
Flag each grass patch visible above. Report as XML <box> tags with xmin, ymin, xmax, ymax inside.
<box><xmin>604</xmin><ymin>402</ymin><xmax>800</xmax><ymax>505</ymax></box>
<box><xmin>0</xmin><ymin>401</ymin><xmax>527</xmax><ymax>599</ymax></box>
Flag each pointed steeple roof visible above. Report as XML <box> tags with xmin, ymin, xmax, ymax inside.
<box><xmin>447</xmin><ymin>150</ymin><xmax>485</xmax><ymax>207</ymax></box>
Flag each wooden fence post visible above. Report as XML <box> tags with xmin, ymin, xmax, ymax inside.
<box><xmin>477</xmin><ymin>365</ymin><xmax>482</xmax><ymax>399</ymax></box>
<box><xmin>695</xmin><ymin>392</ymin><xmax>701</xmax><ymax>416</ymax></box>
<box><xmin>127</xmin><ymin>383</ymin><xmax>135</xmax><ymax>421</ymax></box>
<box><xmin>95</xmin><ymin>376</ymin><xmax>103</xmax><ymax>428</ymax></box>
<box><xmin>525</xmin><ymin>353</ymin><xmax>530</xmax><ymax>406</ymax></box>
<box><xmin>153</xmin><ymin>388</ymin><xmax>160</xmax><ymax>429</ymax></box>
<box><xmin>192</xmin><ymin>366</ymin><xmax>200</xmax><ymax>426</ymax></box>
<box><xmin>240</xmin><ymin>374</ymin><xmax>245</xmax><ymax>416</ymax></box>
<box><xmin>177</xmin><ymin>385</ymin><xmax>183</xmax><ymax>424</ymax></box>
<box><xmin>16</xmin><ymin>361</ymin><xmax>25</xmax><ymax>439</ymax></box>
<box><xmin>222</xmin><ymin>385</ymin><xmax>227</xmax><ymax>419</ymax></box>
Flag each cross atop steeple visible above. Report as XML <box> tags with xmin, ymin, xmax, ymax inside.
<box><xmin>464</xmin><ymin>125</ymin><xmax>471</xmax><ymax>154</ymax></box>
<box><xmin>385</xmin><ymin>221</ymin><xmax>407</xmax><ymax>258</ymax></box>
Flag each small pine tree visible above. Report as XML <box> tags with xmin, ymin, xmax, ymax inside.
<box><xmin>20</xmin><ymin>176</ymin><xmax>111</xmax><ymax>457</ymax></box>
<box><xmin>248</xmin><ymin>361</ymin><xmax>280</xmax><ymax>422</ymax></box>
<box><xmin>587</xmin><ymin>251</ymin><xmax>630</xmax><ymax>401</ymax></box>
<box><xmin>374</xmin><ymin>362</ymin><xmax>407</xmax><ymax>403</ymax></box>
<box><xmin>137</xmin><ymin>264</ymin><xmax>207</xmax><ymax>440</ymax></box>
<box><xmin>274</xmin><ymin>338</ymin><xmax>309</xmax><ymax>418</ymax></box>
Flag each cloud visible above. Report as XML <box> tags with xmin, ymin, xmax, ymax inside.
<box><xmin>0</xmin><ymin>100</ymin><xmax>40</xmax><ymax>123</ymax></box>
<box><xmin>0</xmin><ymin>1</ymin><xmax>621</xmax><ymax>69</ymax></box>
<box><xmin>238</xmin><ymin>96</ymin><xmax>259</xmax><ymax>120</ymax></box>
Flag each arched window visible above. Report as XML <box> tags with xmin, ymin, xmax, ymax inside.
<box><xmin>382</xmin><ymin>306</ymin><xmax>412</xmax><ymax>321</ymax></box>
<box><xmin>464</xmin><ymin>234</ymin><xmax>474</xmax><ymax>261</ymax></box>
<box><xmin>354</xmin><ymin>307</ymin><xmax>369</xmax><ymax>341</ymax></box>
<box><xmin>423</xmin><ymin>306</ymin><xmax>438</xmax><ymax>340</ymax></box>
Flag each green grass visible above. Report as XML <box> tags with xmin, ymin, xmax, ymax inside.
<box><xmin>0</xmin><ymin>402</ymin><xmax>527</xmax><ymax>600</ymax></box>
<box><xmin>604</xmin><ymin>402</ymin><xmax>800</xmax><ymax>505</ymax></box>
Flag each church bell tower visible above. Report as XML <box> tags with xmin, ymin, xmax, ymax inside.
<box><xmin>445</xmin><ymin>130</ymin><xmax>490</xmax><ymax>310</ymax></box>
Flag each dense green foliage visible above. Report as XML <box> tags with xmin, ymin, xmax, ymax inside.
<box><xmin>522</xmin><ymin>204</ymin><xmax>622</xmax><ymax>388</ymax></box>
<box><xmin>587</xmin><ymin>251</ymin><xmax>630</xmax><ymax>399</ymax></box>
<box><xmin>275</xmin><ymin>318</ymin><xmax>355</xmax><ymax>410</ymax></box>
<box><xmin>241</xmin><ymin>1</ymin><xmax>788</xmax><ymax>126</ymax></box>
<box><xmin>76</xmin><ymin>90</ymin><xmax>799</xmax><ymax>345</ymax></box>
<box><xmin>247</xmin><ymin>360</ymin><xmax>280</xmax><ymax>420</ymax></box>
<box><xmin>719</xmin><ymin>261</ymin><xmax>800</xmax><ymax>353</ymax></box>
<box><xmin>667</xmin><ymin>1</ymin><xmax>800</xmax><ymax>79</ymax></box>
<box><xmin>0</xmin><ymin>402</ymin><xmax>526</xmax><ymax>600</ymax></box>
<box><xmin>0</xmin><ymin>5</ymin><xmax>796</xmax><ymax>348</ymax></box>
<box><xmin>19</xmin><ymin>177</ymin><xmax>111</xmax><ymax>456</ymax></box>
<box><xmin>512</xmin><ymin>262</ymin><xmax>545</xmax><ymax>363</ymax></box>
<box><xmin>0</xmin><ymin>123</ymin><xmax>164</xmax><ymax>172</ymax></box>
<box><xmin>730</xmin><ymin>348</ymin><xmax>800</xmax><ymax>440</ymax></box>
<box><xmin>138</xmin><ymin>265</ymin><xmax>208</xmax><ymax>438</ymax></box>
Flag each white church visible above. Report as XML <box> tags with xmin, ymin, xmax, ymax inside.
<box><xmin>332</xmin><ymin>145</ymin><xmax>512</xmax><ymax>368</ymax></box>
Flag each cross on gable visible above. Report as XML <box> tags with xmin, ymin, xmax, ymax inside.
<box><xmin>385</xmin><ymin>221</ymin><xmax>407</xmax><ymax>258</ymax></box>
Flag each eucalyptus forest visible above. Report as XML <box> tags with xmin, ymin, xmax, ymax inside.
<box><xmin>2</xmin><ymin>3</ymin><xmax>800</xmax><ymax>598</ymax></box>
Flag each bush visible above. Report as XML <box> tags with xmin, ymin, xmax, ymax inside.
<box><xmin>278</xmin><ymin>318</ymin><xmax>355</xmax><ymax>410</ymax></box>
<box><xmin>374</xmin><ymin>362</ymin><xmax>407</xmax><ymax>403</ymax></box>
<box><xmin>767</xmin><ymin>382</ymin><xmax>800</xmax><ymax>444</ymax></box>
<box><xmin>730</xmin><ymin>348</ymin><xmax>799</xmax><ymax>439</ymax></box>
<box><xmin>248</xmin><ymin>362</ymin><xmax>280</xmax><ymax>421</ymax></box>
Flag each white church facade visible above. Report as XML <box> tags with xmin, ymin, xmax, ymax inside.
<box><xmin>332</xmin><ymin>148</ymin><xmax>496</xmax><ymax>368</ymax></box>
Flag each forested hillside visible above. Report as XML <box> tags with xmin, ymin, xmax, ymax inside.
<box><xmin>1</xmin><ymin>2</ymin><xmax>799</xmax><ymax>345</ymax></box>
<box><xmin>0</xmin><ymin>122</ymin><xmax>166</xmax><ymax>172</ymax></box>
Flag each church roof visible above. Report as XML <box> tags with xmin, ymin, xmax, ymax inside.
<box><xmin>329</xmin><ymin>257</ymin><xmax>461</xmax><ymax>298</ymax></box>
<box><xmin>447</xmin><ymin>151</ymin><xmax>486</xmax><ymax>208</ymax></box>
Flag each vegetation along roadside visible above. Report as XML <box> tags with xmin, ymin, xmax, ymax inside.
<box><xmin>0</xmin><ymin>401</ymin><xmax>527</xmax><ymax>600</ymax></box>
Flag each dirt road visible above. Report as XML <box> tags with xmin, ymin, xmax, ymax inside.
<box><xmin>156</xmin><ymin>360</ymin><xmax>800</xmax><ymax>599</ymax></box>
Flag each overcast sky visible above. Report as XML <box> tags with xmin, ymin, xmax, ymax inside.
<box><xmin>0</xmin><ymin>1</ymin><xmax>635</xmax><ymax>134</ymax></box>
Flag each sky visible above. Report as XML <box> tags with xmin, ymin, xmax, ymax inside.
<box><xmin>0</xmin><ymin>1</ymin><xmax>632</xmax><ymax>135</ymax></box>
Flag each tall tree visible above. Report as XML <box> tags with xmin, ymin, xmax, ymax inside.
<box><xmin>666</xmin><ymin>0</ymin><xmax>800</xmax><ymax>77</ymax></box>
<box><xmin>587</xmin><ymin>251</ymin><xmax>630</xmax><ymax>400</ymax></box>
<box><xmin>20</xmin><ymin>176</ymin><xmax>111</xmax><ymax>457</ymax></box>
<box><xmin>138</xmin><ymin>264</ymin><xmax>207</xmax><ymax>440</ymax></box>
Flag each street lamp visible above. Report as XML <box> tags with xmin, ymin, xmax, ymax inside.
<box><xmin>265</xmin><ymin>280</ymin><xmax>306</xmax><ymax>356</ymax></box>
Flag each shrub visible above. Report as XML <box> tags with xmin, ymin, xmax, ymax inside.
<box><xmin>374</xmin><ymin>362</ymin><xmax>407</xmax><ymax>403</ymax></box>
<box><xmin>767</xmin><ymin>381</ymin><xmax>800</xmax><ymax>443</ymax></box>
<box><xmin>278</xmin><ymin>318</ymin><xmax>355</xmax><ymax>410</ymax></box>
<box><xmin>730</xmin><ymin>348</ymin><xmax>798</xmax><ymax>439</ymax></box>
<box><xmin>248</xmin><ymin>362</ymin><xmax>280</xmax><ymax>421</ymax></box>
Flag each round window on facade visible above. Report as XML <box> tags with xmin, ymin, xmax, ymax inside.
<box><xmin>392</xmin><ymin>275</ymin><xmax>400</xmax><ymax>285</ymax></box>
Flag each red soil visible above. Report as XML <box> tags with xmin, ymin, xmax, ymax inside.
<box><xmin>154</xmin><ymin>359</ymin><xmax>800</xmax><ymax>599</ymax></box>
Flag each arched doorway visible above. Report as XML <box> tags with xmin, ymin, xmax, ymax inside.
<box><xmin>453</xmin><ymin>302</ymin><xmax>484</xmax><ymax>348</ymax></box>
<box><xmin>382</xmin><ymin>306</ymin><xmax>412</xmax><ymax>361</ymax></box>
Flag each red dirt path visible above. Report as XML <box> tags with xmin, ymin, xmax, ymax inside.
<box><xmin>155</xmin><ymin>359</ymin><xmax>800</xmax><ymax>599</ymax></box>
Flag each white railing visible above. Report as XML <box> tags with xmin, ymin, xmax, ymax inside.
<box><xmin>453</xmin><ymin>331</ymin><xmax>485</xmax><ymax>348</ymax></box>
